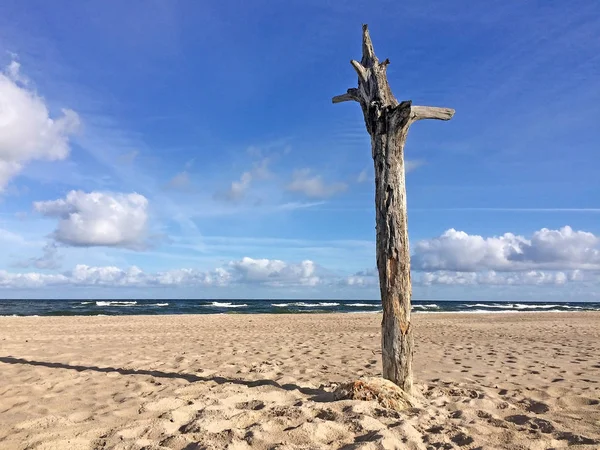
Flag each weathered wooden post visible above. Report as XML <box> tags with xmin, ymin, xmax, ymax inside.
<box><xmin>333</xmin><ymin>25</ymin><xmax>454</xmax><ymax>393</ymax></box>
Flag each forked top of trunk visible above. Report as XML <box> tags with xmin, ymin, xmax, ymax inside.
<box><xmin>332</xmin><ymin>24</ymin><xmax>455</xmax><ymax>136</ymax></box>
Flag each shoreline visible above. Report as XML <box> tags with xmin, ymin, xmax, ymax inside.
<box><xmin>2</xmin><ymin>309</ymin><xmax>600</xmax><ymax>318</ymax></box>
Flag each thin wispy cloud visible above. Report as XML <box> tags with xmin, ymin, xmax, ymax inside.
<box><xmin>287</xmin><ymin>169</ymin><xmax>347</xmax><ymax>199</ymax></box>
<box><xmin>165</xmin><ymin>171</ymin><xmax>191</xmax><ymax>191</ymax></box>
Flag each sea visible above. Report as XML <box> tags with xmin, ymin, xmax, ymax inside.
<box><xmin>0</xmin><ymin>299</ymin><xmax>599</xmax><ymax>316</ymax></box>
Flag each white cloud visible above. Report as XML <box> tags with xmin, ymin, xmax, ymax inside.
<box><xmin>0</xmin><ymin>257</ymin><xmax>322</xmax><ymax>289</ymax></box>
<box><xmin>229</xmin><ymin>257</ymin><xmax>321</xmax><ymax>286</ymax></box>
<box><xmin>70</xmin><ymin>264</ymin><xmax>146</xmax><ymax>286</ymax></box>
<box><xmin>0</xmin><ymin>270</ymin><xmax>68</xmax><ymax>288</ymax></box>
<box><xmin>0</xmin><ymin>60</ymin><xmax>79</xmax><ymax>191</ymax></box>
<box><xmin>412</xmin><ymin>229</ymin><xmax>524</xmax><ymax>271</ymax></box>
<box><xmin>0</xmin><ymin>265</ymin><xmax>227</xmax><ymax>289</ymax></box>
<box><xmin>0</xmin><ymin>253</ymin><xmax>598</xmax><ymax>290</ymax></box>
<box><xmin>222</xmin><ymin>171</ymin><xmax>252</xmax><ymax>201</ymax></box>
<box><xmin>419</xmin><ymin>270</ymin><xmax>573</xmax><ymax>286</ymax></box>
<box><xmin>34</xmin><ymin>190</ymin><xmax>149</xmax><ymax>249</ymax></box>
<box><xmin>343</xmin><ymin>268</ymin><xmax>379</xmax><ymax>286</ymax></box>
<box><xmin>217</xmin><ymin>156</ymin><xmax>271</xmax><ymax>201</ymax></box>
<box><xmin>412</xmin><ymin>226</ymin><xmax>600</xmax><ymax>271</ymax></box>
<box><xmin>287</xmin><ymin>169</ymin><xmax>347</xmax><ymax>198</ymax></box>
<box><xmin>151</xmin><ymin>267</ymin><xmax>231</xmax><ymax>286</ymax></box>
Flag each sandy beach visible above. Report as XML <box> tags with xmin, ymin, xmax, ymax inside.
<box><xmin>1</xmin><ymin>312</ymin><xmax>599</xmax><ymax>450</ymax></box>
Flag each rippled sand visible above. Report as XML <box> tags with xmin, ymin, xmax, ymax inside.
<box><xmin>1</xmin><ymin>312</ymin><xmax>599</xmax><ymax>449</ymax></box>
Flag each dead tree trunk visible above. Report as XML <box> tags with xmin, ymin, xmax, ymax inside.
<box><xmin>332</xmin><ymin>25</ymin><xmax>454</xmax><ymax>394</ymax></box>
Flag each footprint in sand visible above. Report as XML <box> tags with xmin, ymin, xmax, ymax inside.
<box><xmin>518</xmin><ymin>399</ymin><xmax>550</xmax><ymax>414</ymax></box>
<box><xmin>235</xmin><ymin>400</ymin><xmax>265</xmax><ymax>411</ymax></box>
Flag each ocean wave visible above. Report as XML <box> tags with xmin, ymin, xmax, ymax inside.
<box><xmin>271</xmin><ymin>302</ymin><xmax>340</xmax><ymax>307</ymax></box>
<box><xmin>464</xmin><ymin>303</ymin><xmax>570</xmax><ymax>310</ymax></box>
<box><xmin>296</xmin><ymin>302</ymin><xmax>340</xmax><ymax>307</ymax></box>
<box><xmin>95</xmin><ymin>301</ymin><xmax>137</xmax><ymax>307</ymax></box>
<box><xmin>464</xmin><ymin>303</ymin><xmax>509</xmax><ymax>308</ymax></box>
<box><xmin>154</xmin><ymin>303</ymin><xmax>169</xmax><ymax>307</ymax></box>
<box><xmin>413</xmin><ymin>304</ymin><xmax>440</xmax><ymax>309</ymax></box>
<box><xmin>347</xmin><ymin>303</ymin><xmax>378</xmax><ymax>307</ymax></box>
<box><xmin>420</xmin><ymin>309</ymin><xmax>586</xmax><ymax>314</ymax></box>
<box><xmin>208</xmin><ymin>302</ymin><xmax>248</xmax><ymax>308</ymax></box>
<box><xmin>513</xmin><ymin>304</ymin><xmax>565</xmax><ymax>310</ymax></box>
<box><xmin>80</xmin><ymin>301</ymin><xmax>93</xmax><ymax>305</ymax></box>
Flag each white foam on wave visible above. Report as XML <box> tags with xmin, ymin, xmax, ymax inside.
<box><xmin>413</xmin><ymin>304</ymin><xmax>440</xmax><ymax>310</ymax></box>
<box><xmin>154</xmin><ymin>303</ymin><xmax>169</xmax><ymax>307</ymax></box>
<box><xmin>80</xmin><ymin>301</ymin><xmax>93</xmax><ymax>305</ymax></box>
<box><xmin>271</xmin><ymin>302</ymin><xmax>340</xmax><ymax>307</ymax></box>
<box><xmin>418</xmin><ymin>309</ymin><xmax>587</xmax><ymax>315</ymax></box>
<box><xmin>513</xmin><ymin>304</ymin><xmax>557</xmax><ymax>309</ymax></box>
<box><xmin>208</xmin><ymin>302</ymin><xmax>248</xmax><ymax>308</ymax></box>
<box><xmin>464</xmin><ymin>303</ymin><xmax>508</xmax><ymax>308</ymax></box>
<box><xmin>464</xmin><ymin>303</ymin><xmax>572</xmax><ymax>310</ymax></box>
<box><xmin>96</xmin><ymin>301</ymin><xmax>137</xmax><ymax>307</ymax></box>
<box><xmin>295</xmin><ymin>302</ymin><xmax>340</xmax><ymax>307</ymax></box>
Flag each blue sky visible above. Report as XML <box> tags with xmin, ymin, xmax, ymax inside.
<box><xmin>1</xmin><ymin>0</ymin><xmax>599</xmax><ymax>300</ymax></box>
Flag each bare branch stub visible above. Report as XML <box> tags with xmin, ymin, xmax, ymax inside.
<box><xmin>350</xmin><ymin>60</ymin><xmax>368</xmax><ymax>84</ymax></box>
<box><xmin>411</xmin><ymin>106</ymin><xmax>455</xmax><ymax>122</ymax></box>
<box><xmin>332</xmin><ymin>88</ymin><xmax>360</xmax><ymax>104</ymax></box>
<box><xmin>331</xmin><ymin>24</ymin><xmax>455</xmax><ymax>394</ymax></box>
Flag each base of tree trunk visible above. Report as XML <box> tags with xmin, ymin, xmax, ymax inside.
<box><xmin>333</xmin><ymin>377</ymin><xmax>421</xmax><ymax>411</ymax></box>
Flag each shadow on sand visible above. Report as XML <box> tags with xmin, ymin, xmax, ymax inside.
<box><xmin>0</xmin><ymin>356</ymin><xmax>332</xmax><ymax>400</ymax></box>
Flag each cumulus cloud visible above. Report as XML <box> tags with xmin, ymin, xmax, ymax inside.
<box><xmin>343</xmin><ymin>268</ymin><xmax>379</xmax><ymax>287</ymax></box>
<box><xmin>287</xmin><ymin>169</ymin><xmax>347</xmax><ymax>198</ymax></box>
<box><xmin>0</xmin><ymin>265</ymin><xmax>231</xmax><ymax>289</ymax></box>
<box><xmin>0</xmin><ymin>60</ymin><xmax>79</xmax><ymax>191</ymax></box>
<box><xmin>0</xmin><ymin>254</ymin><xmax>597</xmax><ymax>290</ymax></box>
<box><xmin>0</xmin><ymin>257</ymin><xmax>323</xmax><ymax>289</ymax></box>
<box><xmin>419</xmin><ymin>270</ymin><xmax>575</xmax><ymax>286</ymax></box>
<box><xmin>34</xmin><ymin>190</ymin><xmax>149</xmax><ymax>249</ymax></box>
<box><xmin>0</xmin><ymin>270</ymin><xmax>68</xmax><ymax>288</ymax></box>
<box><xmin>229</xmin><ymin>257</ymin><xmax>321</xmax><ymax>286</ymax></box>
<box><xmin>412</xmin><ymin>226</ymin><xmax>600</xmax><ymax>272</ymax></box>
